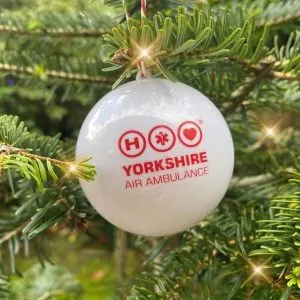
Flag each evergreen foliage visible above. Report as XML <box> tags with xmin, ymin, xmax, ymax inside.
<box><xmin>0</xmin><ymin>0</ymin><xmax>299</xmax><ymax>299</ymax></box>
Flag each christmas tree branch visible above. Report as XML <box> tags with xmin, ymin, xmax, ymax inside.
<box><xmin>250</xmin><ymin>175</ymin><xmax>300</xmax><ymax>290</ymax></box>
<box><xmin>223</xmin><ymin>62</ymin><xmax>274</xmax><ymax>115</ymax></box>
<box><xmin>103</xmin><ymin>7</ymin><xmax>300</xmax><ymax>88</ymax></box>
<box><xmin>258</xmin><ymin>12</ymin><xmax>300</xmax><ymax>28</ymax></box>
<box><xmin>0</xmin><ymin>222</ymin><xmax>28</xmax><ymax>244</ymax></box>
<box><xmin>0</xmin><ymin>275</ymin><xmax>10</xmax><ymax>298</ymax></box>
<box><xmin>132</xmin><ymin>246</ymin><xmax>206</xmax><ymax>298</ymax></box>
<box><xmin>270</xmin><ymin>71</ymin><xmax>299</xmax><ymax>81</ymax></box>
<box><xmin>0</xmin><ymin>63</ymin><xmax>115</xmax><ymax>85</ymax></box>
<box><xmin>0</xmin><ymin>115</ymin><xmax>96</xmax><ymax>191</ymax></box>
<box><xmin>257</xmin><ymin>0</ymin><xmax>300</xmax><ymax>28</ymax></box>
<box><xmin>0</xmin><ymin>9</ymin><xmax>115</xmax><ymax>40</ymax></box>
<box><xmin>103</xmin><ymin>6</ymin><xmax>268</xmax><ymax>86</ymax></box>
<box><xmin>0</xmin><ymin>182</ymin><xmax>98</xmax><ymax>278</ymax></box>
<box><xmin>0</xmin><ymin>24</ymin><xmax>108</xmax><ymax>38</ymax></box>
<box><xmin>162</xmin><ymin>261</ymin><xmax>203</xmax><ymax>300</ymax></box>
<box><xmin>230</xmin><ymin>173</ymin><xmax>275</xmax><ymax>188</ymax></box>
<box><xmin>173</xmin><ymin>52</ymin><xmax>299</xmax><ymax>82</ymax></box>
<box><xmin>228</xmin><ymin>57</ymin><xmax>300</xmax><ymax>82</ymax></box>
<box><xmin>0</xmin><ymin>143</ymin><xmax>96</xmax><ymax>191</ymax></box>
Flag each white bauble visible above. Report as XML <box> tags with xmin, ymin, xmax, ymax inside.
<box><xmin>76</xmin><ymin>78</ymin><xmax>234</xmax><ymax>236</ymax></box>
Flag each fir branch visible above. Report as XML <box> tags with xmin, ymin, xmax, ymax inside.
<box><xmin>103</xmin><ymin>7</ymin><xmax>299</xmax><ymax>87</ymax></box>
<box><xmin>230</xmin><ymin>173</ymin><xmax>275</xmax><ymax>188</ymax></box>
<box><xmin>257</xmin><ymin>0</ymin><xmax>300</xmax><ymax>28</ymax></box>
<box><xmin>0</xmin><ymin>182</ymin><xmax>97</xmax><ymax>276</ymax></box>
<box><xmin>0</xmin><ymin>115</ymin><xmax>29</xmax><ymax>147</ymax></box>
<box><xmin>0</xmin><ymin>143</ymin><xmax>96</xmax><ymax>190</ymax></box>
<box><xmin>131</xmin><ymin>252</ymin><xmax>205</xmax><ymax>299</ymax></box>
<box><xmin>103</xmin><ymin>6</ymin><xmax>265</xmax><ymax>86</ymax></box>
<box><xmin>0</xmin><ymin>9</ymin><xmax>116</xmax><ymax>40</ymax></box>
<box><xmin>224</xmin><ymin>62</ymin><xmax>274</xmax><ymax>115</ymax></box>
<box><xmin>0</xmin><ymin>222</ymin><xmax>28</xmax><ymax>244</ymax></box>
<box><xmin>163</xmin><ymin>262</ymin><xmax>203</xmax><ymax>299</ymax></box>
<box><xmin>0</xmin><ymin>24</ymin><xmax>109</xmax><ymax>38</ymax></box>
<box><xmin>250</xmin><ymin>175</ymin><xmax>300</xmax><ymax>292</ymax></box>
<box><xmin>0</xmin><ymin>275</ymin><xmax>10</xmax><ymax>298</ymax></box>
<box><xmin>1</xmin><ymin>144</ymin><xmax>78</xmax><ymax>169</ymax></box>
<box><xmin>0</xmin><ymin>115</ymin><xmax>96</xmax><ymax>191</ymax></box>
<box><xmin>172</xmin><ymin>53</ymin><xmax>300</xmax><ymax>85</ymax></box>
<box><xmin>259</xmin><ymin>12</ymin><xmax>300</xmax><ymax>28</ymax></box>
<box><xmin>271</xmin><ymin>71</ymin><xmax>299</xmax><ymax>81</ymax></box>
<box><xmin>228</xmin><ymin>56</ymin><xmax>300</xmax><ymax>82</ymax></box>
<box><xmin>0</xmin><ymin>63</ymin><xmax>115</xmax><ymax>85</ymax></box>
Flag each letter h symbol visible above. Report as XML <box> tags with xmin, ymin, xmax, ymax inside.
<box><xmin>125</xmin><ymin>137</ymin><xmax>140</xmax><ymax>151</ymax></box>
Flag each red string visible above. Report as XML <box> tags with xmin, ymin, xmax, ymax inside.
<box><xmin>141</xmin><ymin>0</ymin><xmax>147</xmax><ymax>18</ymax></box>
<box><xmin>139</xmin><ymin>0</ymin><xmax>147</xmax><ymax>78</ymax></box>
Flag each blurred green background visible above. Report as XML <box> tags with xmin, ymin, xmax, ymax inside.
<box><xmin>10</xmin><ymin>233</ymin><xmax>117</xmax><ymax>300</ymax></box>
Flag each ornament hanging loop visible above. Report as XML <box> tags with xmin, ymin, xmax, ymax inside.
<box><xmin>136</xmin><ymin>0</ymin><xmax>151</xmax><ymax>80</ymax></box>
<box><xmin>141</xmin><ymin>0</ymin><xmax>147</xmax><ymax>18</ymax></box>
<box><xmin>136</xmin><ymin>66</ymin><xmax>151</xmax><ymax>80</ymax></box>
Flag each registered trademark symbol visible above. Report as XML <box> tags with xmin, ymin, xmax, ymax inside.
<box><xmin>199</xmin><ymin>119</ymin><xmax>203</xmax><ymax>124</ymax></box>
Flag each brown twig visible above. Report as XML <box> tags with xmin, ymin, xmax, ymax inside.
<box><xmin>0</xmin><ymin>222</ymin><xmax>28</xmax><ymax>244</ymax></box>
<box><xmin>114</xmin><ymin>228</ymin><xmax>128</xmax><ymax>282</ymax></box>
<box><xmin>163</xmin><ymin>261</ymin><xmax>203</xmax><ymax>300</ymax></box>
<box><xmin>269</xmin><ymin>71</ymin><xmax>298</xmax><ymax>81</ymax></box>
<box><xmin>0</xmin><ymin>63</ymin><xmax>115</xmax><ymax>85</ymax></box>
<box><xmin>0</xmin><ymin>24</ymin><xmax>109</xmax><ymax>38</ymax></box>
<box><xmin>223</xmin><ymin>62</ymin><xmax>274</xmax><ymax>116</ymax></box>
<box><xmin>230</xmin><ymin>173</ymin><xmax>275</xmax><ymax>188</ymax></box>
<box><xmin>257</xmin><ymin>12</ymin><xmax>300</xmax><ymax>28</ymax></box>
<box><xmin>228</xmin><ymin>56</ymin><xmax>299</xmax><ymax>82</ymax></box>
<box><xmin>173</xmin><ymin>53</ymin><xmax>299</xmax><ymax>82</ymax></box>
<box><xmin>0</xmin><ymin>144</ymin><xmax>71</xmax><ymax>167</ymax></box>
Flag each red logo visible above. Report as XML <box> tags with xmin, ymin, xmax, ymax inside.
<box><xmin>118</xmin><ymin>130</ymin><xmax>146</xmax><ymax>158</ymax></box>
<box><xmin>183</xmin><ymin>128</ymin><xmax>197</xmax><ymax>141</ymax></box>
<box><xmin>178</xmin><ymin>121</ymin><xmax>202</xmax><ymax>147</ymax></box>
<box><xmin>118</xmin><ymin>121</ymin><xmax>203</xmax><ymax>157</ymax></box>
<box><xmin>148</xmin><ymin>125</ymin><xmax>176</xmax><ymax>152</ymax></box>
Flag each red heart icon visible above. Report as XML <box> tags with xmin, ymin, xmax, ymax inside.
<box><xmin>183</xmin><ymin>128</ymin><xmax>197</xmax><ymax>141</ymax></box>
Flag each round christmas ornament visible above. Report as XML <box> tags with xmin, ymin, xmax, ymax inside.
<box><xmin>76</xmin><ymin>78</ymin><xmax>234</xmax><ymax>236</ymax></box>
